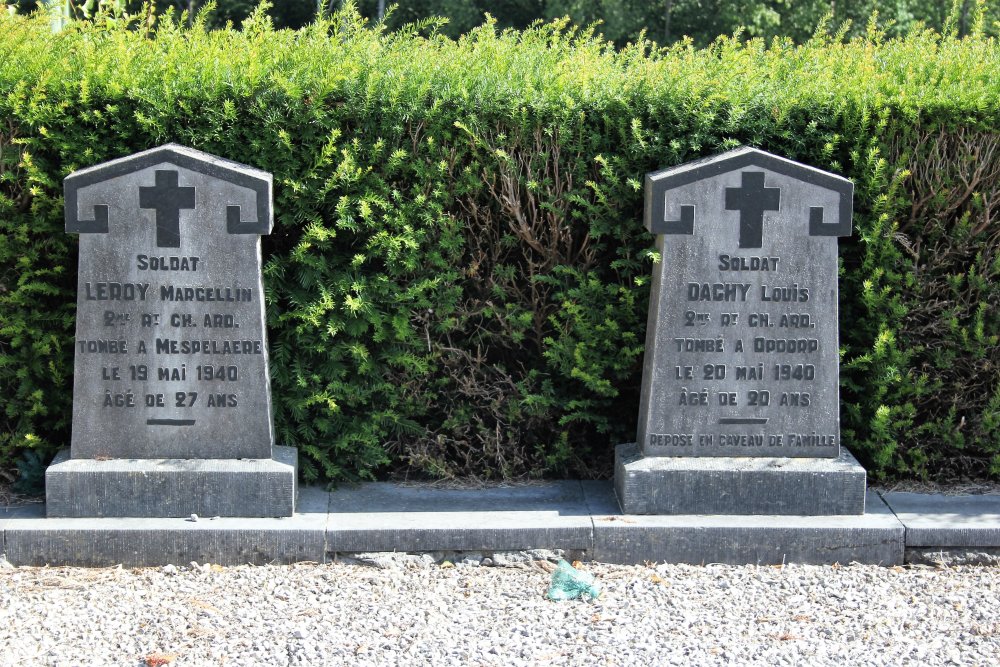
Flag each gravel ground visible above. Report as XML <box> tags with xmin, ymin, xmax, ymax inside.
<box><xmin>1</xmin><ymin>553</ymin><xmax>998</xmax><ymax>667</ymax></box>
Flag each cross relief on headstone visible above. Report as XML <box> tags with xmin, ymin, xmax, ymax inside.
<box><xmin>139</xmin><ymin>169</ymin><xmax>196</xmax><ymax>248</ymax></box>
<box><xmin>725</xmin><ymin>171</ymin><xmax>781</xmax><ymax>248</ymax></box>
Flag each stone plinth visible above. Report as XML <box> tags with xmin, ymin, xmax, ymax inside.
<box><xmin>615</xmin><ymin>443</ymin><xmax>866</xmax><ymax>515</ymax></box>
<box><xmin>46</xmin><ymin>446</ymin><xmax>297</xmax><ymax>518</ymax></box>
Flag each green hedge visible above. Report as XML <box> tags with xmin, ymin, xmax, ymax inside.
<box><xmin>1</xmin><ymin>6</ymin><xmax>998</xmax><ymax>484</ymax></box>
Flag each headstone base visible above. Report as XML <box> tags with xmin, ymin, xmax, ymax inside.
<box><xmin>45</xmin><ymin>446</ymin><xmax>297</xmax><ymax>518</ymax></box>
<box><xmin>615</xmin><ymin>443</ymin><xmax>866</xmax><ymax>516</ymax></box>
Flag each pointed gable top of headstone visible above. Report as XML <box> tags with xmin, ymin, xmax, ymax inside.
<box><xmin>65</xmin><ymin>143</ymin><xmax>273</xmax><ymax>238</ymax></box>
<box><xmin>644</xmin><ymin>146</ymin><xmax>853</xmax><ymax>241</ymax></box>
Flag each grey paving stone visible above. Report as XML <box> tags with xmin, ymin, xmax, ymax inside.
<box><xmin>588</xmin><ymin>482</ymin><xmax>903</xmax><ymax>565</ymax></box>
<box><xmin>327</xmin><ymin>480</ymin><xmax>590</xmax><ymax>513</ymax></box>
<box><xmin>327</xmin><ymin>481</ymin><xmax>593</xmax><ymax>555</ymax></box>
<box><xmin>882</xmin><ymin>492</ymin><xmax>1000</xmax><ymax>548</ymax></box>
<box><xmin>5</xmin><ymin>486</ymin><xmax>328</xmax><ymax>567</ymax></box>
<box><xmin>0</xmin><ymin>503</ymin><xmax>45</xmax><ymax>522</ymax></box>
<box><xmin>16</xmin><ymin>483</ymin><xmax>989</xmax><ymax>567</ymax></box>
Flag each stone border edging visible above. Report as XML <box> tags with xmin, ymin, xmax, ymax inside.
<box><xmin>2</xmin><ymin>483</ymin><xmax>998</xmax><ymax>567</ymax></box>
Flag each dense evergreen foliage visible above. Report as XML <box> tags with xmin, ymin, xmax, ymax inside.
<box><xmin>12</xmin><ymin>1</ymin><xmax>995</xmax><ymax>46</ymax></box>
<box><xmin>365</xmin><ymin>0</ymin><xmax>995</xmax><ymax>46</ymax></box>
<box><xmin>1</xmin><ymin>5</ymin><xmax>998</xmax><ymax>484</ymax></box>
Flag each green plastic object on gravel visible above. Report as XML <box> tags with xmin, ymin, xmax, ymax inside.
<box><xmin>547</xmin><ymin>560</ymin><xmax>601</xmax><ymax>601</ymax></box>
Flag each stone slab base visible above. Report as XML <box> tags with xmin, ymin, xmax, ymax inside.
<box><xmin>1</xmin><ymin>483</ymin><xmax>910</xmax><ymax>567</ymax></box>
<box><xmin>44</xmin><ymin>446</ymin><xmax>298</xmax><ymax>518</ymax></box>
<box><xmin>880</xmin><ymin>492</ymin><xmax>1000</xmax><ymax>548</ymax></box>
<box><xmin>4</xmin><ymin>488</ymin><xmax>327</xmax><ymax>567</ymax></box>
<box><xmin>586</xmin><ymin>483</ymin><xmax>902</xmax><ymax>565</ymax></box>
<box><xmin>615</xmin><ymin>443</ymin><xmax>866</xmax><ymax>515</ymax></box>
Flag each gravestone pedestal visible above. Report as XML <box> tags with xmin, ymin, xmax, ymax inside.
<box><xmin>46</xmin><ymin>144</ymin><xmax>296</xmax><ymax>518</ymax></box>
<box><xmin>618</xmin><ymin>147</ymin><xmax>866</xmax><ymax>517</ymax></box>
<box><xmin>615</xmin><ymin>444</ymin><xmax>865</xmax><ymax>515</ymax></box>
<box><xmin>46</xmin><ymin>446</ymin><xmax>297</xmax><ymax>518</ymax></box>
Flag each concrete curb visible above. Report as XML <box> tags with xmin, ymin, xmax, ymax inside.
<box><xmin>3</xmin><ymin>483</ymin><xmax>999</xmax><ymax>567</ymax></box>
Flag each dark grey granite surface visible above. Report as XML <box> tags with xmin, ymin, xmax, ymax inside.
<box><xmin>881</xmin><ymin>491</ymin><xmax>1000</xmax><ymax>547</ymax></box>
<box><xmin>638</xmin><ymin>147</ymin><xmax>853</xmax><ymax>458</ymax></box>
<box><xmin>614</xmin><ymin>443</ymin><xmax>866</xmax><ymax>515</ymax></box>
<box><xmin>45</xmin><ymin>446</ymin><xmax>298</xmax><ymax>518</ymax></box>
<box><xmin>47</xmin><ymin>144</ymin><xmax>294</xmax><ymax>519</ymax></box>
<box><xmin>65</xmin><ymin>144</ymin><xmax>274</xmax><ymax>459</ymax></box>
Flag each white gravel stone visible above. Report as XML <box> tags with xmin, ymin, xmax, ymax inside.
<box><xmin>0</xmin><ymin>557</ymin><xmax>998</xmax><ymax>666</ymax></box>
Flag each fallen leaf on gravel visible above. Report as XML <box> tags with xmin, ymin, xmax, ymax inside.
<box><xmin>971</xmin><ymin>623</ymin><xmax>1000</xmax><ymax>637</ymax></box>
<box><xmin>189</xmin><ymin>598</ymin><xmax>219</xmax><ymax>613</ymax></box>
<box><xmin>144</xmin><ymin>652</ymin><xmax>177</xmax><ymax>666</ymax></box>
<box><xmin>534</xmin><ymin>560</ymin><xmax>556</xmax><ymax>573</ymax></box>
<box><xmin>186</xmin><ymin>625</ymin><xmax>216</xmax><ymax>638</ymax></box>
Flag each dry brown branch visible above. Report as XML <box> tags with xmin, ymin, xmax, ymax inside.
<box><xmin>0</xmin><ymin>120</ymin><xmax>29</xmax><ymax>212</ymax></box>
<box><xmin>895</xmin><ymin>127</ymin><xmax>1000</xmax><ymax>239</ymax></box>
<box><xmin>383</xmin><ymin>123</ymin><xmax>606</xmax><ymax>480</ymax></box>
<box><xmin>885</xmin><ymin>126</ymin><xmax>1000</xmax><ymax>476</ymax></box>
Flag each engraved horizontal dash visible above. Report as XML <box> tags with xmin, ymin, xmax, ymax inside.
<box><xmin>146</xmin><ymin>419</ymin><xmax>196</xmax><ymax>426</ymax></box>
<box><xmin>718</xmin><ymin>418</ymin><xmax>768</xmax><ymax>425</ymax></box>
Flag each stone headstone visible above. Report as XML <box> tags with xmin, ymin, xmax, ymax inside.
<box><xmin>616</xmin><ymin>147</ymin><xmax>866</xmax><ymax>515</ymax></box>
<box><xmin>45</xmin><ymin>144</ymin><xmax>296</xmax><ymax>518</ymax></box>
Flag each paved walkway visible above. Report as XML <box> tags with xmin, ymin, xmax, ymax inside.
<box><xmin>2</xmin><ymin>483</ymin><xmax>998</xmax><ymax>567</ymax></box>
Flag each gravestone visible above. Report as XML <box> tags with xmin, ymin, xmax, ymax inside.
<box><xmin>616</xmin><ymin>147</ymin><xmax>867</xmax><ymax>515</ymax></box>
<box><xmin>45</xmin><ymin>144</ymin><xmax>296</xmax><ymax>518</ymax></box>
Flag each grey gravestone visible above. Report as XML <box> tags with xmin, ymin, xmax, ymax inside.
<box><xmin>616</xmin><ymin>147</ymin><xmax>867</xmax><ymax>515</ymax></box>
<box><xmin>45</xmin><ymin>144</ymin><xmax>296</xmax><ymax>518</ymax></box>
